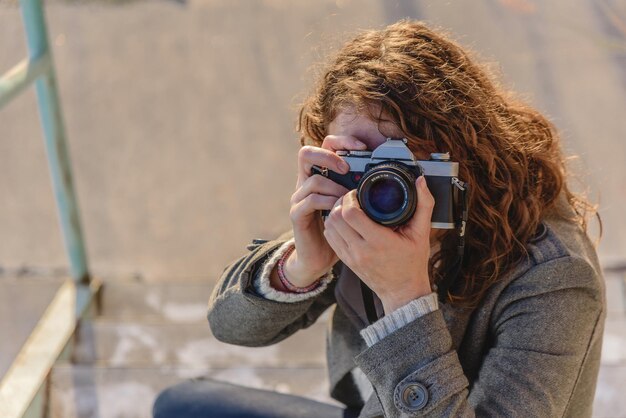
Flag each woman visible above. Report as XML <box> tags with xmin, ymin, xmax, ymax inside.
<box><xmin>154</xmin><ymin>20</ymin><xmax>605</xmax><ymax>417</ymax></box>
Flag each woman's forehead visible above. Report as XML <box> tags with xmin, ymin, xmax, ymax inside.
<box><xmin>327</xmin><ymin>109</ymin><xmax>404</xmax><ymax>149</ymax></box>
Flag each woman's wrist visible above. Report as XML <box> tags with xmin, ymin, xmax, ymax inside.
<box><xmin>281</xmin><ymin>248</ymin><xmax>328</xmax><ymax>288</ymax></box>
<box><xmin>379</xmin><ymin>280</ymin><xmax>433</xmax><ymax>313</ymax></box>
<box><xmin>277</xmin><ymin>246</ymin><xmax>321</xmax><ymax>293</ymax></box>
<box><xmin>269</xmin><ymin>246</ymin><xmax>324</xmax><ymax>292</ymax></box>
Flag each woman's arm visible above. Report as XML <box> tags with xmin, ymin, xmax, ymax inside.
<box><xmin>354</xmin><ymin>255</ymin><xmax>604</xmax><ymax>417</ymax></box>
<box><xmin>207</xmin><ymin>233</ymin><xmax>337</xmax><ymax>347</ymax></box>
<box><xmin>208</xmin><ymin>135</ymin><xmax>369</xmax><ymax>347</ymax></box>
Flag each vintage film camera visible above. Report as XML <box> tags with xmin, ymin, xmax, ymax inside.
<box><xmin>312</xmin><ymin>138</ymin><xmax>467</xmax><ymax>229</ymax></box>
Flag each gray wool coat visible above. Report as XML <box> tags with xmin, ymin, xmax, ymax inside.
<box><xmin>207</xmin><ymin>203</ymin><xmax>605</xmax><ymax>417</ymax></box>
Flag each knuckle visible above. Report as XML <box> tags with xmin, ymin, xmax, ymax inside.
<box><xmin>343</xmin><ymin>204</ymin><xmax>360</xmax><ymax>221</ymax></box>
<box><xmin>301</xmin><ymin>194</ymin><xmax>314</xmax><ymax>208</ymax></box>
<box><xmin>321</xmin><ymin>135</ymin><xmax>335</xmax><ymax>147</ymax></box>
<box><xmin>292</xmin><ymin>197</ymin><xmax>308</xmax><ymax>216</ymax></box>
<box><xmin>309</xmin><ymin>174</ymin><xmax>324</xmax><ymax>189</ymax></box>
<box><xmin>323</xmin><ymin>222</ymin><xmax>335</xmax><ymax>237</ymax></box>
<box><xmin>345</xmin><ymin>189</ymin><xmax>358</xmax><ymax>201</ymax></box>
<box><xmin>298</xmin><ymin>146</ymin><xmax>315</xmax><ymax>161</ymax></box>
<box><xmin>289</xmin><ymin>206</ymin><xmax>300</xmax><ymax>222</ymax></box>
<box><xmin>328</xmin><ymin>207</ymin><xmax>341</xmax><ymax>222</ymax></box>
<box><xmin>300</xmin><ymin>178</ymin><xmax>313</xmax><ymax>194</ymax></box>
<box><xmin>309</xmin><ymin>194</ymin><xmax>322</xmax><ymax>206</ymax></box>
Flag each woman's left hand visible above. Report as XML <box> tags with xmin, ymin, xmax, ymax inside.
<box><xmin>323</xmin><ymin>176</ymin><xmax>435</xmax><ymax>313</ymax></box>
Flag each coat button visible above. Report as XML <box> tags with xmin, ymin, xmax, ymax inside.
<box><xmin>401</xmin><ymin>383</ymin><xmax>429</xmax><ymax>410</ymax></box>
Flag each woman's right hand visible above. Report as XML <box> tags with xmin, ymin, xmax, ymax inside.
<box><xmin>281</xmin><ymin>135</ymin><xmax>367</xmax><ymax>287</ymax></box>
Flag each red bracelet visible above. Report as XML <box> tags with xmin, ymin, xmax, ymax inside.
<box><xmin>277</xmin><ymin>245</ymin><xmax>322</xmax><ymax>293</ymax></box>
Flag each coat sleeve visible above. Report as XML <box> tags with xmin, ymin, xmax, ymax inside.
<box><xmin>353</xmin><ymin>255</ymin><xmax>604</xmax><ymax>417</ymax></box>
<box><xmin>207</xmin><ymin>233</ymin><xmax>337</xmax><ymax>347</ymax></box>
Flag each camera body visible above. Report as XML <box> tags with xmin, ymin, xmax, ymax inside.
<box><xmin>312</xmin><ymin>139</ymin><xmax>462</xmax><ymax>228</ymax></box>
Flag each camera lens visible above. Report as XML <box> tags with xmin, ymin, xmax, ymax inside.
<box><xmin>368</xmin><ymin>178</ymin><xmax>405</xmax><ymax>214</ymax></box>
<box><xmin>357</xmin><ymin>162</ymin><xmax>421</xmax><ymax>227</ymax></box>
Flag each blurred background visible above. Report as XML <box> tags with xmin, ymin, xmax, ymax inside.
<box><xmin>1</xmin><ymin>0</ymin><xmax>625</xmax><ymax>417</ymax></box>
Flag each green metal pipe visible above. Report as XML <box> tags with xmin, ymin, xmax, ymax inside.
<box><xmin>0</xmin><ymin>54</ymin><xmax>51</xmax><ymax>109</ymax></box>
<box><xmin>20</xmin><ymin>0</ymin><xmax>90</xmax><ymax>283</ymax></box>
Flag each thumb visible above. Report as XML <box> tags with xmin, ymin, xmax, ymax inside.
<box><xmin>407</xmin><ymin>176</ymin><xmax>435</xmax><ymax>238</ymax></box>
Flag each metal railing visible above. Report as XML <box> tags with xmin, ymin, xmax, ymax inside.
<box><xmin>0</xmin><ymin>0</ymin><xmax>89</xmax><ymax>283</ymax></box>
<box><xmin>0</xmin><ymin>1</ymin><xmax>97</xmax><ymax>417</ymax></box>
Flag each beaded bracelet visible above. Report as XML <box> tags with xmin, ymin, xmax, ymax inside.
<box><xmin>277</xmin><ymin>245</ymin><xmax>322</xmax><ymax>293</ymax></box>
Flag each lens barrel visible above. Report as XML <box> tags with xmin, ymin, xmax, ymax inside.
<box><xmin>357</xmin><ymin>162</ymin><xmax>420</xmax><ymax>227</ymax></box>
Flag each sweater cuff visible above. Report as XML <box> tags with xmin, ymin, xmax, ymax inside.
<box><xmin>360</xmin><ymin>292</ymin><xmax>439</xmax><ymax>347</ymax></box>
<box><xmin>253</xmin><ymin>239</ymin><xmax>334</xmax><ymax>303</ymax></box>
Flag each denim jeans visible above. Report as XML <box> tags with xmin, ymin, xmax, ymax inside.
<box><xmin>153</xmin><ymin>378</ymin><xmax>361</xmax><ymax>418</ymax></box>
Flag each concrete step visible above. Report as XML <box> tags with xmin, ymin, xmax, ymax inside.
<box><xmin>100</xmin><ymin>281</ymin><xmax>214</xmax><ymax>322</ymax></box>
<box><xmin>62</xmin><ymin>279</ymin><xmax>624</xmax><ymax>418</ymax></box>
<box><xmin>49</xmin><ymin>365</ymin><xmax>336</xmax><ymax>418</ymax></box>
<box><xmin>72</xmin><ymin>319</ymin><xmax>327</xmax><ymax>368</ymax></box>
<box><xmin>98</xmin><ymin>281</ymin><xmax>214</xmax><ymax>322</ymax></box>
<box><xmin>98</xmin><ymin>280</ymin><xmax>332</xmax><ymax>323</ymax></box>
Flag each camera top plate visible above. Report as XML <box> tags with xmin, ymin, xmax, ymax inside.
<box><xmin>371</xmin><ymin>139</ymin><xmax>415</xmax><ymax>161</ymax></box>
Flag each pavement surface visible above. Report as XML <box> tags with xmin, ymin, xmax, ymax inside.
<box><xmin>1</xmin><ymin>0</ymin><xmax>626</xmax><ymax>416</ymax></box>
<box><xmin>1</xmin><ymin>0</ymin><xmax>625</xmax><ymax>281</ymax></box>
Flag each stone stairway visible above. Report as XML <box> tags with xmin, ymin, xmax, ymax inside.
<box><xmin>48</xmin><ymin>281</ymin><xmax>336</xmax><ymax>418</ymax></box>
<box><xmin>46</xmin><ymin>273</ymin><xmax>626</xmax><ymax>418</ymax></box>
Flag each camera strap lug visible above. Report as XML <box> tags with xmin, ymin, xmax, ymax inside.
<box><xmin>452</xmin><ymin>177</ymin><xmax>468</xmax><ymax>239</ymax></box>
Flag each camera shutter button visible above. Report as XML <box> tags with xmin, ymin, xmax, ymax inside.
<box><xmin>430</xmin><ymin>152</ymin><xmax>450</xmax><ymax>161</ymax></box>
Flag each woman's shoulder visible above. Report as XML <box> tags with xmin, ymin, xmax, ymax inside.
<box><xmin>470</xmin><ymin>206</ymin><xmax>604</xmax><ymax>321</ymax></box>
<box><xmin>529</xmin><ymin>220</ymin><xmax>601</xmax><ymax>285</ymax></box>
<box><xmin>531</xmin><ymin>207</ymin><xmax>601</xmax><ymax>270</ymax></box>
<box><xmin>493</xmin><ymin>214</ymin><xmax>605</xmax><ymax>311</ymax></box>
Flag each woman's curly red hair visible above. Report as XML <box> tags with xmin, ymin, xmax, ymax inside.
<box><xmin>298</xmin><ymin>20</ymin><xmax>597</xmax><ymax>307</ymax></box>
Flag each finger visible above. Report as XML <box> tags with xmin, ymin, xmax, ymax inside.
<box><xmin>326</xmin><ymin>196</ymin><xmax>365</xmax><ymax>244</ymax></box>
<box><xmin>323</xmin><ymin>225</ymin><xmax>350</xmax><ymax>263</ymax></box>
<box><xmin>341</xmin><ymin>191</ymin><xmax>394</xmax><ymax>242</ymax></box>
<box><xmin>407</xmin><ymin>176</ymin><xmax>435</xmax><ymax>237</ymax></box>
<box><xmin>291</xmin><ymin>175</ymin><xmax>349</xmax><ymax>205</ymax></box>
<box><xmin>321</xmin><ymin>135</ymin><xmax>367</xmax><ymax>152</ymax></box>
<box><xmin>298</xmin><ymin>146</ymin><xmax>350</xmax><ymax>180</ymax></box>
<box><xmin>290</xmin><ymin>194</ymin><xmax>340</xmax><ymax>225</ymax></box>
